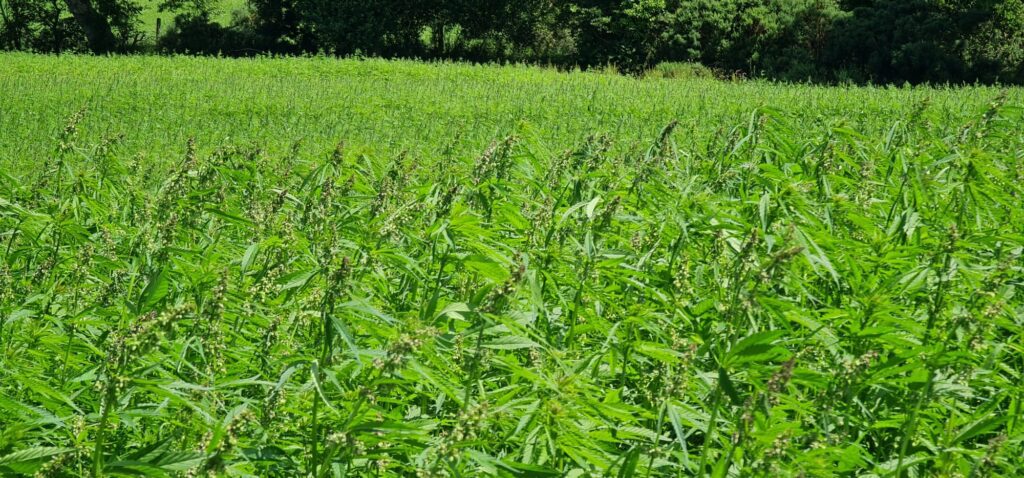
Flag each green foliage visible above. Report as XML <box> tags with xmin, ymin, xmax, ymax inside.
<box><xmin>826</xmin><ymin>0</ymin><xmax>1024</xmax><ymax>84</ymax></box>
<box><xmin>0</xmin><ymin>0</ymin><xmax>141</xmax><ymax>52</ymax></box>
<box><xmin>826</xmin><ymin>0</ymin><xmax>970</xmax><ymax>83</ymax></box>
<box><xmin>1</xmin><ymin>54</ymin><xmax>1023</xmax><ymax>476</ymax></box>
<box><xmin>565</xmin><ymin>0</ymin><xmax>678</xmax><ymax>72</ymax></box>
<box><xmin>289</xmin><ymin>0</ymin><xmax>564</xmax><ymax>61</ymax></box>
<box><xmin>961</xmin><ymin>0</ymin><xmax>1024</xmax><ymax>84</ymax></box>
<box><xmin>296</xmin><ymin>0</ymin><xmax>429</xmax><ymax>56</ymax></box>
<box><xmin>0</xmin><ymin>0</ymin><xmax>85</xmax><ymax>52</ymax></box>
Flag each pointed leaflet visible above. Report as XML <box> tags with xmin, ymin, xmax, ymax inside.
<box><xmin>724</xmin><ymin>331</ymin><xmax>790</xmax><ymax>367</ymax></box>
<box><xmin>240</xmin><ymin>242</ymin><xmax>259</xmax><ymax>275</ymax></box>
<box><xmin>136</xmin><ymin>268</ymin><xmax>169</xmax><ymax>313</ymax></box>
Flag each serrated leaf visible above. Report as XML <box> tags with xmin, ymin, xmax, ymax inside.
<box><xmin>484</xmin><ymin>335</ymin><xmax>540</xmax><ymax>350</ymax></box>
<box><xmin>0</xmin><ymin>447</ymin><xmax>72</xmax><ymax>473</ymax></box>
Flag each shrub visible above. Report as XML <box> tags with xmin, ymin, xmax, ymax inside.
<box><xmin>644</xmin><ymin>61</ymin><xmax>716</xmax><ymax>79</ymax></box>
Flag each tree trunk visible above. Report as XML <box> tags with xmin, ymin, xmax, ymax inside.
<box><xmin>62</xmin><ymin>0</ymin><xmax>117</xmax><ymax>53</ymax></box>
<box><xmin>433</xmin><ymin>22</ymin><xmax>445</xmax><ymax>54</ymax></box>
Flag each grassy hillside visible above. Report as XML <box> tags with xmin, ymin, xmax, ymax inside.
<box><xmin>0</xmin><ymin>54</ymin><xmax>1022</xmax><ymax>477</ymax></box>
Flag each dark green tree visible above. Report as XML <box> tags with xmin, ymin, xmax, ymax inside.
<box><xmin>1</xmin><ymin>0</ymin><xmax>79</xmax><ymax>51</ymax></box>
<box><xmin>564</xmin><ymin>0</ymin><xmax>676</xmax><ymax>72</ymax></box>
<box><xmin>825</xmin><ymin>0</ymin><xmax>1017</xmax><ymax>83</ymax></box>
<box><xmin>1</xmin><ymin>0</ymin><xmax>140</xmax><ymax>52</ymax></box>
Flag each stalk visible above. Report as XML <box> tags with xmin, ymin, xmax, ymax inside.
<box><xmin>311</xmin><ymin>288</ymin><xmax>336</xmax><ymax>476</ymax></box>
<box><xmin>697</xmin><ymin>387</ymin><xmax>723</xmax><ymax>475</ymax></box>
<box><xmin>92</xmin><ymin>386</ymin><xmax>114</xmax><ymax>477</ymax></box>
<box><xmin>312</xmin><ymin>256</ymin><xmax>348</xmax><ymax>475</ymax></box>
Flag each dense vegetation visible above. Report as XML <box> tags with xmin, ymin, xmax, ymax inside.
<box><xmin>1</xmin><ymin>54</ymin><xmax>1023</xmax><ymax>476</ymax></box>
<box><xmin>2</xmin><ymin>0</ymin><xmax>1024</xmax><ymax>84</ymax></box>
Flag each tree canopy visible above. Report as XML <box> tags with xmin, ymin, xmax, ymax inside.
<box><xmin>1</xmin><ymin>0</ymin><xmax>1022</xmax><ymax>84</ymax></box>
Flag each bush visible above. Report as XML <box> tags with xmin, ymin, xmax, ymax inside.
<box><xmin>644</xmin><ymin>61</ymin><xmax>716</xmax><ymax>79</ymax></box>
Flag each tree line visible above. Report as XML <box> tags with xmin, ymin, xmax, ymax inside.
<box><xmin>2</xmin><ymin>0</ymin><xmax>1023</xmax><ymax>84</ymax></box>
